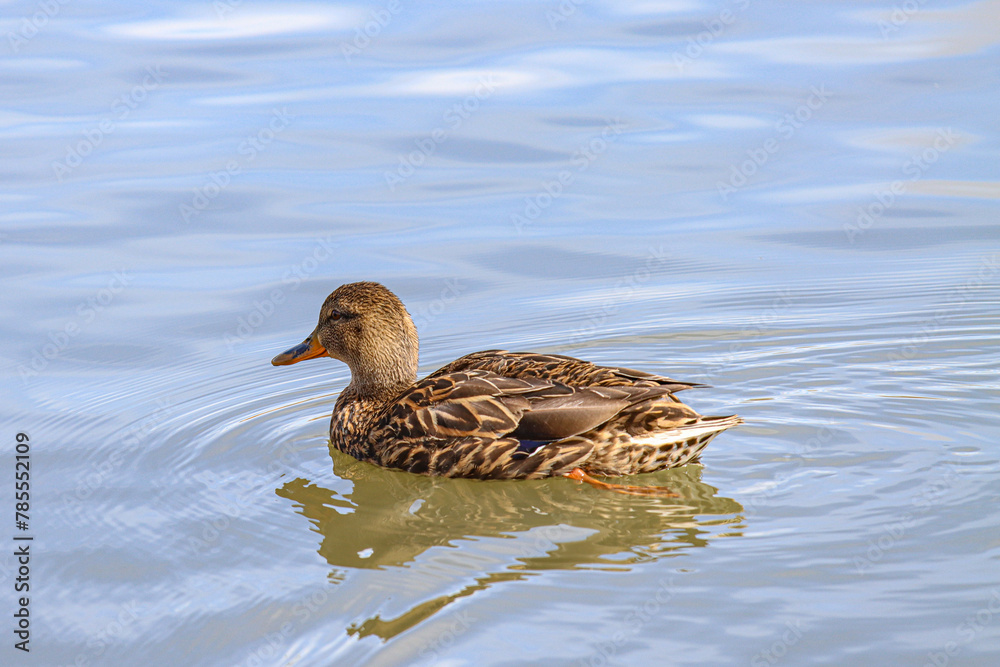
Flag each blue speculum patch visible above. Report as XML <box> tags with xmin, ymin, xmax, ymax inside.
<box><xmin>512</xmin><ymin>439</ymin><xmax>551</xmax><ymax>459</ymax></box>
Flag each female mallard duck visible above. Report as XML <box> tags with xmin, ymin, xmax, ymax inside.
<box><xmin>272</xmin><ymin>282</ymin><xmax>741</xmax><ymax>495</ymax></box>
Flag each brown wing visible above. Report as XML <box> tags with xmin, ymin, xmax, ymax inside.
<box><xmin>367</xmin><ymin>370</ymin><xmax>672</xmax><ymax>479</ymax></box>
<box><xmin>429</xmin><ymin>350</ymin><xmax>703</xmax><ymax>393</ymax></box>
<box><xmin>377</xmin><ymin>372</ymin><xmax>537</xmax><ymax>440</ymax></box>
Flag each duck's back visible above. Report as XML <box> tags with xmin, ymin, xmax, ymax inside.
<box><xmin>429</xmin><ymin>350</ymin><xmax>702</xmax><ymax>394</ymax></box>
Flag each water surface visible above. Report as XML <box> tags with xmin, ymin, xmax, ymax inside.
<box><xmin>2</xmin><ymin>1</ymin><xmax>999</xmax><ymax>665</ymax></box>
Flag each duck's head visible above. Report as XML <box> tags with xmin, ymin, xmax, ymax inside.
<box><xmin>271</xmin><ymin>282</ymin><xmax>419</xmax><ymax>394</ymax></box>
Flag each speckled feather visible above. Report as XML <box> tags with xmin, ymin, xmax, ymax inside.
<box><xmin>275</xmin><ymin>282</ymin><xmax>742</xmax><ymax>481</ymax></box>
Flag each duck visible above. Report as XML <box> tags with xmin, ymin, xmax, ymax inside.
<box><xmin>272</xmin><ymin>281</ymin><xmax>741</xmax><ymax>496</ymax></box>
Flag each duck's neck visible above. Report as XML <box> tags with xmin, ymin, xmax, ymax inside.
<box><xmin>343</xmin><ymin>374</ymin><xmax>413</xmax><ymax>404</ymax></box>
<box><xmin>342</xmin><ymin>344</ymin><xmax>418</xmax><ymax>404</ymax></box>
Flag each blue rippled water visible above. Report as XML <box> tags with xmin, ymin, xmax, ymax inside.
<box><xmin>2</xmin><ymin>1</ymin><xmax>999</xmax><ymax>665</ymax></box>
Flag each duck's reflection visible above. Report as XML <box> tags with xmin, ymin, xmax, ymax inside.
<box><xmin>276</xmin><ymin>447</ymin><xmax>743</xmax><ymax>640</ymax></box>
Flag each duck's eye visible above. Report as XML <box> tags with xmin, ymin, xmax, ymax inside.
<box><xmin>329</xmin><ymin>310</ymin><xmax>342</xmax><ymax>321</ymax></box>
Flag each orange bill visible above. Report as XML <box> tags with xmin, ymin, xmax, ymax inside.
<box><xmin>271</xmin><ymin>332</ymin><xmax>328</xmax><ymax>366</ymax></box>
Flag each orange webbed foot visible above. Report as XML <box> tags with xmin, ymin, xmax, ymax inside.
<box><xmin>563</xmin><ymin>467</ymin><xmax>679</xmax><ymax>498</ymax></box>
